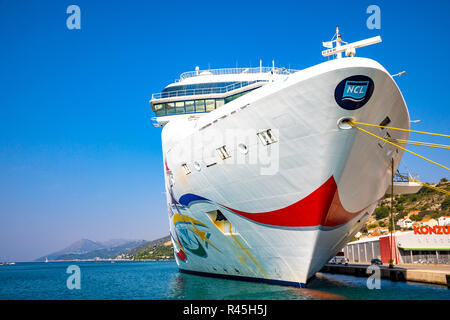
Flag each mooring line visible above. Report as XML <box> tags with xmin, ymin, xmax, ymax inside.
<box><xmin>351</xmin><ymin>121</ymin><xmax>450</xmax><ymax>138</ymax></box>
<box><xmin>348</xmin><ymin>122</ymin><xmax>450</xmax><ymax>171</ymax></box>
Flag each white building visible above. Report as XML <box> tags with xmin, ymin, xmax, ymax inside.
<box><xmin>343</xmin><ymin>231</ymin><xmax>450</xmax><ymax>265</ymax></box>
<box><xmin>397</xmin><ymin>218</ymin><xmax>413</xmax><ymax>229</ymax></box>
<box><xmin>438</xmin><ymin>216</ymin><xmax>450</xmax><ymax>226</ymax></box>
<box><xmin>420</xmin><ymin>219</ymin><xmax>438</xmax><ymax>227</ymax></box>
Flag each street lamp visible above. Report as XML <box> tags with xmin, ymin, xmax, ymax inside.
<box><xmin>389</xmin><ymin>158</ymin><xmax>395</xmax><ymax>269</ymax></box>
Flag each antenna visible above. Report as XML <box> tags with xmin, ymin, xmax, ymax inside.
<box><xmin>322</xmin><ymin>26</ymin><xmax>382</xmax><ymax>58</ymax></box>
<box><xmin>335</xmin><ymin>25</ymin><xmax>342</xmax><ymax>59</ymax></box>
<box><xmin>392</xmin><ymin>71</ymin><xmax>406</xmax><ymax>77</ymax></box>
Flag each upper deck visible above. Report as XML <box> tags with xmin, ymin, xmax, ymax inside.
<box><xmin>150</xmin><ymin>66</ymin><xmax>298</xmax><ymax>123</ymax></box>
<box><xmin>151</xmin><ymin>66</ymin><xmax>298</xmax><ymax>99</ymax></box>
<box><xmin>179</xmin><ymin>66</ymin><xmax>296</xmax><ymax>81</ymax></box>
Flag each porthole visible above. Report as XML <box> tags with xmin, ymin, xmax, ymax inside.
<box><xmin>238</xmin><ymin>143</ymin><xmax>249</xmax><ymax>155</ymax></box>
<box><xmin>193</xmin><ymin>161</ymin><xmax>201</xmax><ymax>171</ymax></box>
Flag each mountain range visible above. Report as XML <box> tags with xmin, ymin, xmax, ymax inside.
<box><xmin>35</xmin><ymin>238</ymin><xmax>147</xmax><ymax>261</ymax></box>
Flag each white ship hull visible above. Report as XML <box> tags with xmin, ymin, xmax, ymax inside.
<box><xmin>160</xmin><ymin>57</ymin><xmax>409</xmax><ymax>287</ymax></box>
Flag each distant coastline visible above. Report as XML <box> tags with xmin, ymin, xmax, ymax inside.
<box><xmin>33</xmin><ymin>235</ymin><xmax>174</xmax><ymax>263</ymax></box>
<box><xmin>36</xmin><ymin>258</ymin><xmax>174</xmax><ymax>262</ymax></box>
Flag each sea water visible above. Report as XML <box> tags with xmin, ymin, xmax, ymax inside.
<box><xmin>0</xmin><ymin>261</ymin><xmax>448</xmax><ymax>300</ymax></box>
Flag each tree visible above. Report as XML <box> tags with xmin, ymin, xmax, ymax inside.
<box><xmin>397</xmin><ymin>195</ymin><xmax>406</xmax><ymax>204</ymax></box>
<box><xmin>441</xmin><ymin>197</ymin><xmax>450</xmax><ymax>211</ymax></box>
<box><xmin>418</xmin><ymin>186</ymin><xmax>433</xmax><ymax>195</ymax></box>
<box><xmin>375</xmin><ymin>206</ymin><xmax>389</xmax><ymax>220</ymax></box>
<box><xmin>395</xmin><ymin>211</ymin><xmax>407</xmax><ymax>222</ymax></box>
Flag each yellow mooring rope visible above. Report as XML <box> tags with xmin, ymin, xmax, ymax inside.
<box><xmin>395</xmin><ymin>171</ymin><xmax>450</xmax><ymax>196</ymax></box>
<box><xmin>351</xmin><ymin>121</ymin><xmax>450</xmax><ymax>138</ymax></box>
<box><xmin>347</xmin><ymin>121</ymin><xmax>450</xmax><ymax>171</ymax></box>
<box><xmin>348</xmin><ymin>121</ymin><xmax>450</xmax><ymax>196</ymax></box>
<box><xmin>389</xmin><ymin>139</ymin><xmax>450</xmax><ymax>150</ymax></box>
<box><xmin>407</xmin><ymin>177</ymin><xmax>450</xmax><ymax>196</ymax></box>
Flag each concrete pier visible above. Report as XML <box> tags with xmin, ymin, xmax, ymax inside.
<box><xmin>319</xmin><ymin>263</ymin><xmax>450</xmax><ymax>287</ymax></box>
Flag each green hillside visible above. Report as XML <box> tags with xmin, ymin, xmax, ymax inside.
<box><xmin>129</xmin><ymin>236</ymin><xmax>174</xmax><ymax>261</ymax></box>
<box><xmin>361</xmin><ymin>178</ymin><xmax>450</xmax><ymax>234</ymax></box>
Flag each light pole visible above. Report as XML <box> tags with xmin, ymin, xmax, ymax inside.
<box><xmin>389</xmin><ymin>157</ymin><xmax>395</xmax><ymax>269</ymax></box>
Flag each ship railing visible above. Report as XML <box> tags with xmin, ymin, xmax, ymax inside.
<box><xmin>394</xmin><ymin>171</ymin><xmax>419</xmax><ymax>183</ymax></box>
<box><xmin>151</xmin><ymin>79</ymin><xmax>267</xmax><ymax>100</ymax></box>
<box><xmin>179</xmin><ymin>66</ymin><xmax>299</xmax><ymax>80</ymax></box>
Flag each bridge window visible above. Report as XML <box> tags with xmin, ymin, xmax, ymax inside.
<box><xmin>166</xmin><ymin>102</ymin><xmax>175</xmax><ymax>115</ymax></box>
<box><xmin>152</xmin><ymin>89</ymin><xmax>257</xmax><ymax>116</ymax></box>
<box><xmin>154</xmin><ymin>103</ymin><xmax>166</xmax><ymax>116</ymax></box>
<box><xmin>216</xmin><ymin>99</ymin><xmax>225</xmax><ymax>108</ymax></box>
<box><xmin>195</xmin><ymin>100</ymin><xmax>205</xmax><ymax>112</ymax></box>
<box><xmin>205</xmin><ymin>99</ymin><xmax>215</xmax><ymax>112</ymax></box>
<box><xmin>175</xmin><ymin>101</ymin><xmax>185</xmax><ymax>113</ymax></box>
<box><xmin>185</xmin><ymin>100</ymin><xmax>195</xmax><ymax>113</ymax></box>
<box><xmin>225</xmin><ymin>90</ymin><xmax>250</xmax><ymax>104</ymax></box>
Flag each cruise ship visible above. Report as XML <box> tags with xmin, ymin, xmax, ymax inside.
<box><xmin>149</xmin><ymin>28</ymin><xmax>410</xmax><ymax>287</ymax></box>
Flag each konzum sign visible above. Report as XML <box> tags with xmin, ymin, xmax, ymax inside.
<box><xmin>414</xmin><ymin>226</ymin><xmax>450</xmax><ymax>235</ymax></box>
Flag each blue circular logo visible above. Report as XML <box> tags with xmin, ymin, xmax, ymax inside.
<box><xmin>334</xmin><ymin>75</ymin><xmax>374</xmax><ymax>110</ymax></box>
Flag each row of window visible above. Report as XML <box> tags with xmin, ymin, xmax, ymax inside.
<box><xmin>152</xmin><ymin>90</ymin><xmax>252</xmax><ymax>116</ymax></box>
<box><xmin>161</xmin><ymin>82</ymin><xmax>240</xmax><ymax>94</ymax></box>
<box><xmin>180</xmin><ymin>129</ymin><xmax>277</xmax><ymax>175</ymax></box>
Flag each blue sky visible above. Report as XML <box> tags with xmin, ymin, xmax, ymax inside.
<box><xmin>0</xmin><ymin>0</ymin><xmax>449</xmax><ymax>261</ymax></box>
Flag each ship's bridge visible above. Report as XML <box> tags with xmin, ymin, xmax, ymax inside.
<box><xmin>150</xmin><ymin>66</ymin><xmax>298</xmax><ymax>124</ymax></box>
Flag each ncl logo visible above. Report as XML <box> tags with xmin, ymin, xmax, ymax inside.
<box><xmin>342</xmin><ymin>81</ymin><xmax>369</xmax><ymax>101</ymax></box>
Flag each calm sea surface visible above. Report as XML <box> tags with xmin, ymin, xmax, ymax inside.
<box><xmin>0</xmin><ymin>261</ymin><xmax>449</xmax><ymax>300</ymax></box>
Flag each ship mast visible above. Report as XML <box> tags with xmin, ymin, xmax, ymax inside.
<box><xmin>322</xmin><ymin>26</ymin><xmax>382</xmax><ymax>59</ymax></box>
<box><xmin>335</xmin><ymin>25</ymin><xmax>343</xmax><ymax>59</ymax></box>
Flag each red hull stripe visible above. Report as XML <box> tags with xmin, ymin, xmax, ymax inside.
<box><xmin>220</xmin><ymin>176</ymin><xmax>364</xmax><ymax>228</ymax></box>
<box><xmin>176</xmin><ymin>249</ymin><xmax>186</xmax><ymax>261</ymax></box>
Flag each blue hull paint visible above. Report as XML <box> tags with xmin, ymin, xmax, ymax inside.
<box><xmin>179</xmin><ymin>268</ymin><xmax>306</xmax><ymax>288</ymax></box>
